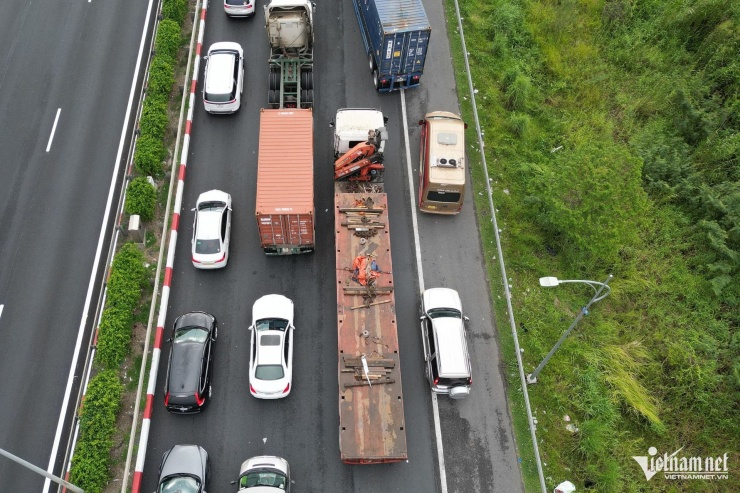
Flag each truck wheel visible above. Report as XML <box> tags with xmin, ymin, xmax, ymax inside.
<box><xmin>368</xmin><ymin>53</ymin><xmax>375</xmax><ymax>73</ymax></box>
<box><xmin>268</xmin><ymin>90</ymin><xmax>279</xmax><ymax>107</ymax></box>
<box><xmin>373</xmin><ymin>70</ymin><xmax>379</xmax><ymax>90</ymax></box>
<box><xmin>269</xmin><ymin>69</ymin><xmax>280</xmax><ymax>91</ymax></box>
<box><xmin>306</xmin><ymin>89</ymin><xmax>314</xmax><ymax>104</ymax></box>
<box><xmin>301</xmin><ymin>71</ymin><xmax>313</xmax><ymax>90</ymax></box>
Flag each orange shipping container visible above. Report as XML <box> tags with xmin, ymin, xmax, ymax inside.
<box><xmin>256</xmin><ymin>108</ymin><xmax>315</xmax><ymax>254</ymax></box>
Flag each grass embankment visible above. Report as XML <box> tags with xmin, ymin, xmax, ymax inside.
<box><xmin>444</xmin><ymin>0</ymin><xmax>739</xmax><ymax>491</ymax></box>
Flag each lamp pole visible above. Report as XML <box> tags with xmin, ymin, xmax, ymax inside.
<box><xmin>0</xmin><ymin>446</ymin><xmax>84</xmax><ymax>493</ymax></box>
<box><xmin>526</xmin><ymin>274</ymin><xmax>613</xmax><ymax>384</ymax></box>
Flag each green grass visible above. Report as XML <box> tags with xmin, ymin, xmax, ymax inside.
<box><xmin>444</xmin><ymin>0</ymin><xmax>739</xmax><ymax>491</ymax></box>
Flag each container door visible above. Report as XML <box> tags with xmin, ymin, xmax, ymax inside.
<box><xmin>402</xmin><ymin>30</ymin><xmax>429</xmax><ymax>75</ymax></box>
<box><xmin>259</xmin><ymin>214</ymin><xmax>287</xmax><ymax>246</ymax></box>
<box><xmin>285</xmin><ymin>214</ymin><xmax>314</xmax><ymax>246</ymax></box>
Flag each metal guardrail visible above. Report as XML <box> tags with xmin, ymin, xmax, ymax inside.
<box><xmin>451</xmin><ymin>1</ymin><xmax>548</xmax><ymax>491</ymax></box>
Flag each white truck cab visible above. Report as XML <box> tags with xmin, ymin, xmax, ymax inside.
<box><xmin>332</xmin><ymin>108</ymin><xmax>387</xmax><ymax>158</ymax></box>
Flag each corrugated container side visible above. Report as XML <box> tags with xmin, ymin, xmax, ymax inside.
<box><xmin>256</xmin><ymin>109</ymin><xmax>315</xmax><ymax>253</ymax></box>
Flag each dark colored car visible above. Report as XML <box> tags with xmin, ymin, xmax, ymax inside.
<box><xmin>164</xmin><ymin>312</ymin><xmax>217</xmax><ymax>414</ymax></box>
<box><xmin>157</xmin><ymin>444</ymin><xmax>209</xmax><ymax>493</ymax></box>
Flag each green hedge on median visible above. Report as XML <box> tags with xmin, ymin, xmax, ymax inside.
<box><xmin>125</xmin><ymin>177</ymin><xmax>157</xmax><ymax>222</ymax></box>
<box><xmin>147</xmin><ymin>56</ymin><xmax>175</xmax><ymax>100</ymax></box>
<box><xmin>68</xmin><ymin>370</ymin><xmax>123</xmax><ymax>493</ymax></box>
<box><xmin>162</xmin><ymin>0</ymin><xmax>189</xmax><ymax>24</ymax></box>
<box><xmin>155</xmin><ymin>19</ymin><xmax>181</xmax><ymax>60</ymax></box>
<box><xmin>139</xmin><ymin>97</ymin><xmax>170</xmax><ymax>142</ymax></box>
<box><xmin>134</xmin><ymin>133</ymin><xmax>166</xmax><ymax>176</ymax></box>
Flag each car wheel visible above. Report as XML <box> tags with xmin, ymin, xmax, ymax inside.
<box><xmin>213</xmin><ymin>326</ymin><xmax>218</xmax><ymax>342</ymax></box>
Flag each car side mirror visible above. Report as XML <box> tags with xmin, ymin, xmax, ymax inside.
<box><xmin>419</xmin><ymin>315</ymin><xmax>426</xmax><ymax>321</ymax></box>
<box><xmin>191</xmin><ymin>207</ymin><xmax>196</xmax><ymax>211</ymax></box>
<box><xmin>230</xmin><ymin>480</ymin><xmax>237</xmax><ymax>485</ymax></box>
<box><xmin>329</xmin><ymin>120</ymin><xmax>334</xmax><ymax>127</ymax></box>
<box><xmin>203</xmin><ymin>55</ymin><xmax>208</xmax><ymax>60</ymax></box>
<box><xmin>248</xmin><ymin>325</ymin><xmax>253</xmax><ymax>330</ymax></box>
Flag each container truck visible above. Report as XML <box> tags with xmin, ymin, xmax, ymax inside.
<box><xmin>332</xmin><ymin>109</ymin><xmax>407</xmax><ymax>463</ymax></box>
<box><xmin>265</xmin><ymin>0</ymin><xmax>315</xmax><ymax>108</ymax></box>
<box><xmin>255</xmin><ymin>108</ymin><xmax>314</xmax><ymax>254</ymax></box>
<box><xmin>352</xmin><ymin>0</ymin><xmax>431</xmax><ymax>92</ymax></box>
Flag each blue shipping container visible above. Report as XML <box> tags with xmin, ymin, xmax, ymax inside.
<box><xmin>353</xmin><ymin>0</ymin><xmax>431</xmax><ymax>92</ymax></box>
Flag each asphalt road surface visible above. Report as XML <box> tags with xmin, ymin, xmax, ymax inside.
<box><xmin>142</xmin><ymin>1</ymin><xmax>523</xmax><ymax>492</ymax></box>
<box><xmin>0</xmin><ymin>0</ymin><xmax>154</xmax><ymax>489</ymax></box>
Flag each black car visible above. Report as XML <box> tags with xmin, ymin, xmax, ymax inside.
<box><xmin>164</xmin><ymin>312</ymin><xmax>217</xmax><ymax>414</ymax></box>
<box><xmin>157</xmin><ymin>444</ymin><xmax>209</xmax><ymax>493</ymax></box>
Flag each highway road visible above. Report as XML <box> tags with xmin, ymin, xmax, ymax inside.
<box><xmin>142</xmin><ymin>1</ymin><xmax>523</xmax><ymax>492</ymax></box>
<box><xmin>0</xmin><ymin>0</ymin><xmax>155</xmax><ymax>490</ymax></box>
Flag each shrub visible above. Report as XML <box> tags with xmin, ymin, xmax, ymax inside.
<box><xmin>140</xmin><ymin>97</ymin><xmax>169</xmax><ymax>141</ymax></box>
<box><xmin>147</xmin><ymin>56</ymin><xmax>175</xmax><ymax>100</ymax></box>
<box><xmin>125</xmin><ymin>177</ymin><xmax>157</xmax><ymax>222</ymax></box>
<box><xmin>161</xmin><ymin>0</ymin><xmax>189</xmax><ymax>23</ymax></box>
<box><xmin>155</xmin><ymin>19</ymin><xmax>181</xmax><ymax>60</ymax></box>
<box><xmin>69</xmin><ymin>370</ymin><xmax>122</xmax><ymax>493</ymax></box>
<box><xmin>96</xmin><ymin>307</ymin><xmax>134</xmax><ymax>369</ymax></box>
<box><xmin>134</xmin><ymin>133</ymin><xmax>166</xmax><ymax>176</ymax></box>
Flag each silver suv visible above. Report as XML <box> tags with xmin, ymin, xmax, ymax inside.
<box><xmin>420</xmin><ymin>288</ymin><xmax>472</xmax><ymax>399</ymax></box>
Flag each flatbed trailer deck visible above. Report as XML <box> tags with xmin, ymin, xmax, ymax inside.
<box><xmin>334</xmin><ymin>184</ymin><xmax>407</xmax><ymax>463</ymax></box>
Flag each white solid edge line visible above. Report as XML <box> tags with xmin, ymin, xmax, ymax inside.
<box><xmin>42</xmin><ymin>0</ymin><xmax>155</xmax><ymax>490</ymax></box>
<box><xmin>400</xmin><ymin>90</ymin><xmax>448</xmax><ymax>493</ymax></box>
<box><xmin>45</xmin><ymin>108</ymin><xmax>61</xmax><ymax>152</ymax></box>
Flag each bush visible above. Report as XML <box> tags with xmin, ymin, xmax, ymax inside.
<box><xmin>155</xmin><ymin>19</ymin><xmax>181</xmax><ymax>60</ymax></box>
<box><xmin>69</xmin><ymin>370</ymin><xmax>122</xmax><ymax>493</ymax></box>
<box><xmin>161</xmin><ymin>0</ymin><xmax>189</xmax><ymax>23</ymax></box>
<box><xmin>96</xmin><ymin>307</ymin><xmax>134</xmax><ymax>369</ymax></box>
<box><xmin>147</xmin><ymin>56</ymin><xmax>175</xmax><ymax>100</ymax></box>
<box><xmin>140</xmin><ymin>97</ymin><xmax>169</xmax><ymax>141</ymax></box>
<box><xmin>134</xmin><ymin>133</ymin><xmax>166</xmax><ymax>176</ymax></box>
<box><xmin>125</xmin><ymin>177</ymin><xmax>157</xmax><ymax>222</ymax></box>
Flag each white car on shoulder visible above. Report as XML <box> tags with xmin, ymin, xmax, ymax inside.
<box><xmin>248</xmin><ymin>295</ymin><xmax>295</xmax><ymax>399</ymax></box>
<box><xmin>191</xmin><ymin>190</ymin><xmax>232</xmax><ymax>269</ymax></box>
<box><xmin>203</xmin><ymin>42</ymin><xmax>244</xmax><ymax>114</ymax></box>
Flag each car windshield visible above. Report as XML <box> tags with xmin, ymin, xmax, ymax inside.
<box><xmin>226</xmin><ymin>0</ymin><xmax>247</xmax><ymax>4</ymax></box>
<box><xmin>195</xmin><ymin>238</ymin><xmax>221</xmax><ymax>255</ymax></box>
<box><xmin>255</xmin><ymin>364</ymin><xmax>285</xmax><ymax>381</ymax></box>
<box><xmin>239</xmin><ymin>470</ymin><xmax>288</xmax><ymax>489</ymax></box>
<box><xmin>255</xmin><ymin>318</ymin><xmax>289</xmax><ymax>331</ymax></box>
<box><xmin>159</xmin><ymin>475</ymin><xmax>200</xmax><ymax>493</ymax></box>
<box><xmin>427</xmin><ymin>308</ymin><xmax>462</xmax><ymax>319</ymax></box>
<box><xmin>174</xmin><ymin>326</ymin><xmax>209</xmax><ymax>343</ymax></box>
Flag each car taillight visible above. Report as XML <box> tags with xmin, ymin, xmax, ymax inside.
<box><xmin>250</xmin><ymin>384</ymin><xmax>256</xmax><ymax>394</ymax></box>
<box><xmin>433</xmin><ymin>377</ymin><xmax>439</xmax><ymax>385</ymax></box>
<box><xmin>467</xmin><ymin>377</ymin><xmax>472</xmax><ymax>385</ymax></box>
<box><xmin>195</xmin><ymin>392</ymin><xmax>205</xmax><ymax>406</ymax></box>
<box><xmin>164</xmin><ymin>392</ymin><xmax>170</xmax><ymax>406</ymax></box>
<box><xmin>192</xmin><ymin>257</ymin><xmax>201</xmax><ymax>263</ymax></box>
<box><xmin>413</xmin><ymin>75</ymin><xmax>420</xmax><ymax>80</ymax></box>
<box><xmin>218</xmin><ymin>253</ymin><xmax>226</xmax><ymax>262</ymax></box>
<box><xmin>283</xmin><ymin>383</ymin><xmax>290</xmax><ymax>394</ymax></box>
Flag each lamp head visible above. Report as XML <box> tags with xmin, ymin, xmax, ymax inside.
<box><xmin>539</xmin><ymin>276</ymin><xmax>560</xmax><ymax>287</ymax></box>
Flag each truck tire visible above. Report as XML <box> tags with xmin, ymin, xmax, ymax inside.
<box><xmin>268</xmin><ymin>90</ymin><xmax>280</xmax><ymax>107</ymax></box>
<box><xmin>373</xmin><ymin>70</ymin><xmax>379</xmax><ymax>91</ymax></box>
<box><xmin>306</xmin><ymin>89</ymin><xmax>314</xmax><ymax>104</ymax></box>
<box><xmin>269</xmin><ymin>69</ymin><xmax>280</xmax><ymax>91</ymax></box>
<box><xmin>301</xmin><ymin>70</ymin><xmax>313</xmax><ymax>90</ymax></box>
<box><xmin>368</xmin><ymin>53</ymin><xmax>375</xmax><ymax>73</ymax></box>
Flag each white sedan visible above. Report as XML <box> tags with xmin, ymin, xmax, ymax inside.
<box><xmin>191</xmin><ymin>190</ymin><xmax>232</xmax><ymax>269</ymax></box>
<box><xmin>248</xmin><ymin>295</ymin><xmax>295</xmax><ymax>399</ymax></box>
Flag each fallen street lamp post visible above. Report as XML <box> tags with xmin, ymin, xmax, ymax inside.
<box><xmin>0</xmin><ymin>446</ymin><xmax>84</xmax><ymax>493</ymax></box>
<box><xmin>526</xmin><ymin>274</ymin><xmax>613</xmax><ymax>384</ymax></box>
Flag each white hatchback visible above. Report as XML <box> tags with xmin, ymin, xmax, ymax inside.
<box><xmin>191</xmin><ymin>190</ymin><xmax>232</xmax><ymax>269</ymax></box>
<box><xmin>202</xmin><ymin>42</ymin><xmax>244</xmax><ymax>114</ymax></box>
<box><xmin>224</xmin><ymin>0</ymin><xmax>256</xmax><ymax>17</ymax></box>
<box><xmin>248</xmin><ymin>295</ymin><xmax>295</xmax><ymax>399</ymax></box>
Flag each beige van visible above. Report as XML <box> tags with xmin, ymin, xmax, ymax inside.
<box><xmin>418</xmin><ymin>111</ymin><xmax>467</xmax><ymax>214</ymax></box>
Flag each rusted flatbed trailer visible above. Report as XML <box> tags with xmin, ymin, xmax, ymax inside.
<box><xmin>334</xmin><ymin>182</ymin><xmax>407</xmax><ymax>464</ymax></box>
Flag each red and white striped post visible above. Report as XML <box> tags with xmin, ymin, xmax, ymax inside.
<box><xmin>130</xmin><ymin>3</ymin><xmax>208</xmax><ymax>492</ymax></box>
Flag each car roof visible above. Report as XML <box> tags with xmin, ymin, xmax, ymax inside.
<box><xmin>431</xmin><ymin>318</ymin><xmax>469</xmax><ymax>376</ymax></box>
<box><xmin>256</xmin><ymin>332</ymin><xmax>284</xmax><ymax>366</ymax></box>
<box><xmin>197</xmin><ymin>189</ymin><xmax>230</xmax><ymax>205</ymax></box>
<box><xmin>174</xmin><ymin>311</ymin><xmax>215</xmax><ymax>331</ymax></box>
<box><xmin>196</xmin><ymin>210</ymin><xmax>222</xmax><ymax>241</ymax></box>
<box><xmin>170</xmin><ymin>342</ymin><xmax>205</xmax><ymax>394</ymax></box>
<box><xmin>205</xmin><ymin>48</ymin><xmax>238</xmax><ymax>95</ymax></box>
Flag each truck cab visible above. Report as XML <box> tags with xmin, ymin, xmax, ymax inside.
<box><xmin>332</xmin><ymin>108</ymin><xmax>387</xmax><ymax>158</ymax></box>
